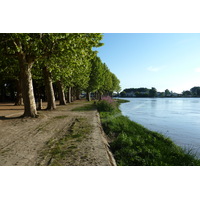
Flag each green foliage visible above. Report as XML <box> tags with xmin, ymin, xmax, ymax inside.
<box><xmin>165</xmin><ymin>89</ymin><xmax>171</xmax><ymax>96</ymax></box>
<box><xmin>111</xmin><ymin>73</ymin><xmax>121</xmax><ymax>93</ymax></box>
<box><xmin>72</xmin><ymin>104</ymin><xmax>95</xmax><ymax>111</ymax></box>
<box><xmin>115</xmin><ymin>99</ymin><xmax>130</xmax><ymax>104</ymax></box>
<box><xmin>87</xmin><ymin>56</ymin><xmax>104</xmax><ymax>92</ymax></box>
<box><xmin>96</xmin><ymin>100</ymin><xmax>117</xmax><ymax>112</ymax></box>
<box><xmin>182</xmin><ymin>90</ymin><xmax>192</xmax><ymax>96</ymax></box>
<box><xmin>149</xmin><ymin>87</ymin><xmax>157</xmax><ymax>97</ymax></box>
<box><xmin>190</xmin><ymin>87</ymin><xmax>200</xmax><ymax>96</ymax></box>
<box><xmin>120</xmin><ymin>91</ymin><xmax>126</xmax><ymax>97</ymax></box>
<box><xmin>86</xmin><ymin>56</ymin><xmax>121</xmax><ymax>97</ymax></box>
<box><xmin>124</xmin><ymin>87</ymin><xmax>149</xmax><ymax>93</ymax></box>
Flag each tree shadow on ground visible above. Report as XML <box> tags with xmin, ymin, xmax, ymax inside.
<box><xmin>0</xmin><ymin>109</ymin><xmax>23</xmax><ymax>111</ymax></box>
<box><xmin>0</xmin><ymin>116</ymin><xmax>23</xmax><ymax>120</ymax></box>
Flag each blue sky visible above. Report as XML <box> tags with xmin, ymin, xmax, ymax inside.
<box><xmin>96</xmin><ymin>33</ymin><xmax>200</xmax><ymax>93</ymax></box>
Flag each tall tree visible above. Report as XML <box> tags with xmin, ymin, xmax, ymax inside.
<box><xmin>165</xmin><ymin>89</ymin><xmax>171</xmax><ymax>97</ymax></box>
<box><xmin>149</xmin><ymin>87</ymin><xmax>157</xmax><ymax>97</ymax></box>
<box><xmin>0</xmin><ymin>33</ymin><xmax>47</xmax><ymax>117</ymax></box>
<box><xmin>86</xmin><ymin>56</ymin><xmax>104</xmax><ymax>101</ymax></box>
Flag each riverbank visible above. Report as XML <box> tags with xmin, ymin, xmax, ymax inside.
<box><xmin>1</xmin><ymin>99</ymin><xmax>199</xmax><ymax>166</ymax></box>
<box><xmin>97</xmin><ymin>98</ymin><xmax>200</xmax><ymax>166</ymax></box>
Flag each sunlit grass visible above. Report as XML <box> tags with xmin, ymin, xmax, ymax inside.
<box><xmin>72</xmin><ymin>104</ymin><xmax>96</xmax><ymax>111</ymax></box>
<box><xmin>98</xmin><ymin>99</ymin><xmax>200</xmax><ymax>166</ymax></box>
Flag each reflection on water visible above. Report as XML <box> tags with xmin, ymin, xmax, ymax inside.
<box><xmin>120</xmin><ymin>98</ymin><xmax>200</xmax><ymax>157</ymax></box>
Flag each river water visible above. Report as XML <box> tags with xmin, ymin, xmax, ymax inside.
<box><xmin>119</xmin><ymin>98</ymin><xmax>200</xmax><ymax>157</ymax></box>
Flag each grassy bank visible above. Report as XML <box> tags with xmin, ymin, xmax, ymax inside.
<box><xmin>97</xmin><ymin>98</ymin><xmax>200</xmax><ymax>166</ymax></box>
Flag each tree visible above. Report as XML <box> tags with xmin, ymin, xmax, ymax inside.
<box><xmin>182</xmin><ymin>90</ymin><xmax>192</xmax><ymax>97</ymax></box>
<box><xmin>100</xmin><ymin>63</ymin><xmax>113</xmax><ymax>96</ymax></box>
<box><xmin>120</xmin><ymin>91</ymin><xmax>126</xmax><ymax>97</ymax></box>
<box><xmin>197</xmin><ymin>88</ymin><xmax>200</xmax><ymax>96</ymax></box>
<box><xmin>111</xmin><ymin>73</ymin><xmax>121</xmax><ymax>94</ymax></box>
<box><xmin>86</xmin><ymin>56</ymin><xmax>105</xmax><ymax>101</ymax></box>
<box><xmin>149</xmin><ymin>87</ymin><xmax>157</xmax><ymax>97</ymax></box>
<box><xmin>165</xmin><ymin>89</ymin><xmax>171</xmax><ymax>97</ymax></box>
<box><xmin>190</xmin><ymin>86</ymin><xmax>200</xmax><ymax>96</ymax></box>
<box><xmin>0</xmin><ymin>34</ymin><xmax>42</xmax><ymax>117</ymax></box>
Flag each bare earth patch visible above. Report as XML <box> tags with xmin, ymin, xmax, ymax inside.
<box><xmin>0</xmin><ymin>101</ymin><xmax>116</xmax><ymax>166</ymax></box>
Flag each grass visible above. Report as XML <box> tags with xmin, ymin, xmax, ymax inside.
<box><xmin>114</xmin><ymin>99</ymin><xmax>130</xmax><ymax>104</ymax></box>
<box><xmin>38</xmin><ymin>117</ymin><xmax>92</xmax><ymax>166</ymax></box>
<box><xmin>53</xmin><ymin>115</ymin><xmax>68</xmax><ymax>119</ymax></box>
<box><xmin>97</xmin><ymin>99</ymin><xmax>200</xmax><ymax>166</ymax></box>
<box><xmin>72</xmin><ymin>103</ymin><xmax>96</xmax><ymax>111</ymax></box>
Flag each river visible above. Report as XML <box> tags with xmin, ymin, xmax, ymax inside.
<box><xmin>119</xmin><ymin>98</ymin><xmax>200</xmax><ymax>157</ymax></box>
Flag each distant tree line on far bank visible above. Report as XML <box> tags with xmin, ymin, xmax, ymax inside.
<box><xmin>119</xmin><ymin>86</ymin><xmax>200</xmax><ymax>98</ymax></box>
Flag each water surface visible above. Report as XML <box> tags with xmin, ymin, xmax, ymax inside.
<box><xmin>119</xmin><ymin>98</ymin><xmax>200</xmax><ymax>157</ymax></box>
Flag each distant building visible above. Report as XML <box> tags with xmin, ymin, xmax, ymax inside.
<box><xmin>140</xmin><ymin>91</ymin><xmax>149</xmax><ymax>95</ymax></box>
<box><xmin>157</xmin><ymin>92</ymin><xmax>164</xmax><ymax>97</ymax></box>
<box><xmin>171</xmin><ymin>93</ymin><xmax>178</xmax><ymax>97</ymax></box>
<box><xmin>126</xmin><ymin>91</ymin><xmax>136</xmax><ymax>97</ymax></box>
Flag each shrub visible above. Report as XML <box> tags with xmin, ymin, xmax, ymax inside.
<box><xmin>96</xmin><ymin>100</ymin><xmax>116</xmax><ymax>112</ymax></box>
<box><xmin>101</xmin><ymin>96</ymin><xmax>114</xmax><ymax>103</ymax></box>
<box><xmin>96</xmin><ymin>96</ymin><xmax>117</xmax><ymax>112</ymax></box>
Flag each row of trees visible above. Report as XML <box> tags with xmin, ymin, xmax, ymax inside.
<box><xmin>182</xmin><ymin>87</ymin><xmax>200</xmax><ymax>97</ymax></box>
<box><xmin>120</xmin><ymin>87</ymin><xmax>157</xmax><ymax>97</ymax></box>
<box><xmin>120</xmin><ymin>86</ymin><xmax>200</xmax><ymax>98</ymax></box>
<box><xmin>0</xmin><ymin>33</ymin><xmax>120</xmax><ymax>117</ymax></box>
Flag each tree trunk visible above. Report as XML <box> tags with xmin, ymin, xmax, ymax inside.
<box><xmin>18</xmin><ymin>54</ymin><xmax>37</xmax><ymax>117</ymax></box>
<box><xmin>15</xmin><ymin>78</ymin><xmax>23</xmax><ymax>106</ymax></box>
<box><xmin>9</xmin><ymin>82</ymin><xmax>15</xmax><ymax>101</ymax></box>
<box><xmin>71</xmin><ymin>87</ymin><xmax>74</xmax><ymax>102</ymax></box>
<box><xmin>94</xmin><ymin>92</ymin><xmax>98</xmax><ymax>100</ymax></box>
<box><xmin>43</xmin><ymin>66</ymin><xmax>56</xmax><ymax>110</ymax></box>
<box><xmin>76</xmin><ymin>88</ymin><xmax>80</xmax><ymax>100</ymax></box>
<box><xmin>1</xmin><ymin>83</ymin><xmax>6</xmax><ymax>102</ymax></box>
<box><xmin>86</xmin><ymin>91</ymin><xmax>91</xmax><ymax>101</ymax></box>
<box><xmin>57</xmin><ymin>81</ymin><xmax>66</xmax><ymax>105</ymax></box>
<box><xmin>72</xmin><ymin>87</ymin><xmax>76</xmax><ymax>101</ymax></box>
<box><xmin>36</xmin><ymin>98</ymin><xmax>43</xmax><ymax>110</ymax></box>
<box><xmin>66</xmin><ymin>87</ymin><xmax>71</xmax><ymax>103</ymax></box>
<box><xmin>97</xmin><ymin>91</ymin><xmax>102</xmax><ymax>101</ymax></box>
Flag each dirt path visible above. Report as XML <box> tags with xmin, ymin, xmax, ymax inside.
<box><xmin>0</xmin><ymin>101</ymin><xmax>116</xmax><ymax>166</ymax></box>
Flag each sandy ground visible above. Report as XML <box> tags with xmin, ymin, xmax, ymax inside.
<box><xmin>0</xmin><ymin>101</ymin><xmax>116</xmax><ymax>166</ymax></box>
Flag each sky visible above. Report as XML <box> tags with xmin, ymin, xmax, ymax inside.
<box><xmin>95</xmin><ymin>33</ymin><xmax>200</xmax><ymax>93</ymax></box>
